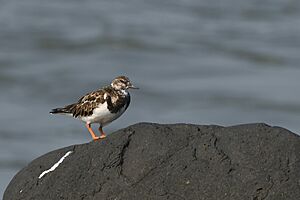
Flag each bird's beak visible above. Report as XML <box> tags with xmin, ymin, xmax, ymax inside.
<box><xmin>129</xmin><ymin>85</ymin><xmax>139</xmax><ymax>89</ymax></box>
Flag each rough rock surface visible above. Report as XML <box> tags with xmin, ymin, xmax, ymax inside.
<box><xmin>4</xmin><ymin>123</ymin><xmax>300</xmax><ymax>200</ymax></box>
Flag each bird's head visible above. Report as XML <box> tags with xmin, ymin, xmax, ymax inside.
<box><xmin>111</xmin><ymin>76</ymin><xmax>138</xmax><ymax>91</ymax></box>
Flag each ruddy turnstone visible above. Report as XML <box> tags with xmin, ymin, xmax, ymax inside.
<box><xmin>50</xmin><ymin>76</ymin><xmax>138</xmax><ymax>140</ymax></box>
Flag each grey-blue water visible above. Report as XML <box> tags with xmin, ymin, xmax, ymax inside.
<box><xmin>1</xmin><ymin>0</ymin><xmax>300</xmax><ymax>197</ymax></box>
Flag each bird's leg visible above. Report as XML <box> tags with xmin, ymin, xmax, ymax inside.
<box><xmin>85</xmin><ymin>123</ymin><xmax>99</xmax><ymax>140</ymax></box>
<box><xmin>98</xmin><ymin>125</ymin><xmax>106</xmax><ymax>139</ymax></box>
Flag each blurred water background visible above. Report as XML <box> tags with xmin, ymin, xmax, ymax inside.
<box><xmin>1</xmin><ymin>0</ymin><xmax>300</xmax><ymax>197</ymax></box>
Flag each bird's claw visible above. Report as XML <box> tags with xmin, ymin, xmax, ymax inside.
<box><xmin>93</xmin><ymin>136</ymin><xmax>100</xmax><ymax>141</ymax></box>
<box><xmin>99</xmin><ymin>135</ymin><xmax>106</xmax><ymax>139</ymax></box>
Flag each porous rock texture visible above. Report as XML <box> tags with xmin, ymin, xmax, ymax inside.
<box><xmin>4</xmin><ymin>123</ymin><xmax>300</xmax><ymax>200</ymax></box>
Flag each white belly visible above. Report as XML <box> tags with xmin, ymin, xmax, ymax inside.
<box><xmin>79</xmin><ymin>102</ymin><xmax>126</xmax><ymax>126</ymax></box>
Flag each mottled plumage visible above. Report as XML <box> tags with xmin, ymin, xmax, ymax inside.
<box><xmin>50</xmin><ymin>76</ymin><xmax>138</xmax><ymax>140</ymax></box>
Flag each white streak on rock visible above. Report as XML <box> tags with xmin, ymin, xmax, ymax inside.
<box><xmin>38</xmin><ymin>151</ymin><xmax>73</xmax><ymax>179</ymax></box>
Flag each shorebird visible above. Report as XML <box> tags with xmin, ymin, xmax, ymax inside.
<box><xmin>50</xmin><ymin>76</ymin><xmax>138</xmax><ymax>140</ymax></box>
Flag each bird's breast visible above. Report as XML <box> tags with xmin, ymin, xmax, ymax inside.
<box><xmin>80</xmin><ymin>100</ymin><xmax>128</xmax><ymax>126</ymax></box>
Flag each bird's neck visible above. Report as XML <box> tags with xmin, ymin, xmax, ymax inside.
<box><xmin>112</xmin><ymin>87</ymin><xmax>128</xmax><ymax>96</ymax></box>
<box><xmin>120</xmin><ymin>89</ymin><xmax>128</xmax><ymax>96</ymax></box>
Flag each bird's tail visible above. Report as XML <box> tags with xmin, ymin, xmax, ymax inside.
<box><xmin>50</xmin><ymin>104</ymin><xmax>75</xmax><ymax>115</ymax></box>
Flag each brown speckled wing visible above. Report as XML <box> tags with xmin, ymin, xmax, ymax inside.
<box><xmin>68</xmin><ymin>89</ymin><xmax>106</xmax><ymax>118</ymax></box>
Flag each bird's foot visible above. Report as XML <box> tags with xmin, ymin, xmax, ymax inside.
<box><xmin>92</xmin><ymin>136</ymin><xmax>100</xmax><ymax>141</ymax></box>
<box><xmin>99</xmin><ymin>134</ymin><xmax>106</xmax><ymax>139</ymax></box>
<box><xmin>98</xmin><ymin>126</ymin><xmax>106</xmax><ymax>139</ymax></box>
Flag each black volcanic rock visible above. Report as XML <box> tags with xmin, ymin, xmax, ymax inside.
<box><xmin>4</xmin><ymin>123</ymin><xmax>300</xmax><ymax>200</ymax></box>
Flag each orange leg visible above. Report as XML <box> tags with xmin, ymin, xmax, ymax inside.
<box><xmin>85</xmin><ymin>123</ymin><xmax>99</xmax><ymax>140</ymax></box>
<box><xmin>98</xmin><ymin>126</ymin><xmax>106</xmax><ymax>139</ymax></box>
